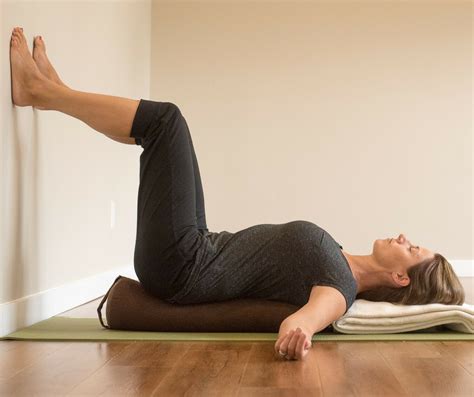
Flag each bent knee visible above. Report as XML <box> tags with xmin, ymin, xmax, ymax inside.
<box><xmin>159</xmin><ymin>102</ymin><xmax>183</xmax><ymax>123</ymax></box>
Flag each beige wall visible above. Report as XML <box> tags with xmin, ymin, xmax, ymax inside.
<box><xmin>0</xmin><ymin>0</ymin><xmax>151</xmax><ymax>304</ymax></box>
<box><xmin>0</xmin><ymin>0</ymin><xmax>471</xmax><ymax>311</ymax></box>
<box><xmin>151</xmin><ymin>1</ymin><xmax>472</xmax><ymax>263</ymax></box>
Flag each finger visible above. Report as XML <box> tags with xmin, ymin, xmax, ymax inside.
<box><xmin>281</xmin><ymin>330</ymin><xmax>294</xmax><ymax>354</ymax></box>
<box><xmin>275</xmin><ymin>332</ymin><xmax>289</xmax><ymax>349</ymax></box>
<box><xmin>295</xmin><ymin>331</ymin><xmax>306</xmax><ymax>360</ymax></box>
<box><xmin>294</xmin><ymin>332</ymin><xmax>307</xmax><ymax>360</ymax></box>
<box><xmin>280</xmin><ymin>330</ymin><xmax>295</xmax><ymax>355</ymax></box>
<box><xmin>274</xmin><ymin>331</ymin><xmax>290</xmax><ymax>354</ymax></box>
<box><xmin>287</xmin><ymin>328</ymin><xmax>301</xmax><ymax>359</ymax></box>
<box><xmin>275</xmin><ymin>331</ymin><xmax>290</xmax><ymax>353</ymax></box>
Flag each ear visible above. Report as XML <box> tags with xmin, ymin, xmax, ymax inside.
<box><xmin>392</xmin><ymin>272</ymin><xmax>410</xmax><ymax>287</ymax></box>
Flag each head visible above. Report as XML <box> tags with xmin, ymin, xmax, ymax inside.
<box><xmin>357</xmin><ymin>233</ymin><xmax>465</xmax><ymax>305</ymax></box>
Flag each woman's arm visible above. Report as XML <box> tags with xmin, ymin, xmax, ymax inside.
<box><xmin>274</xmin><ymin>285</ymin><xmax>347</xmax><ymax>360</ymax></box>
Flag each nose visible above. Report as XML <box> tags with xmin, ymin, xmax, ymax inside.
<box><xmin>397</xmin><ymin>234</ymin><xmax>406</xmax><ymax>243</ymax></box>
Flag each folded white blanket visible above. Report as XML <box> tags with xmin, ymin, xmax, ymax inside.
<box><xmin>332</xmin><ymin>299</ymin><xmax>474</xmax><ymax>334</ymax></box>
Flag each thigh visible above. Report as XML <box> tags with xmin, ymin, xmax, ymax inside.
<box><xmin>131</xmin><ymin>100</ymin><xmax>208</xmax><ymax>298</ymax></box>
<box><xmin>182</xmin><ymin>115</ymin><xmax>208</xmax><ymax>232</ymax></box>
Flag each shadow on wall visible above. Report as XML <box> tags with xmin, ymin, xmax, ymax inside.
<box><xmin>4</xmin><ymin>102</ymin><xmax>41</xmax><ymax>323</ymax></box>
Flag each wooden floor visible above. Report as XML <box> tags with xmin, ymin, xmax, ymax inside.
<box><xmin>1</xmin><ymin>339</ymin><xmax>472</xmax><ymax>396</ymax></box>
<box><xmin>0</xmin><ymin>299</ymin><xmax>473</xmax><ymax>396</ymax></box>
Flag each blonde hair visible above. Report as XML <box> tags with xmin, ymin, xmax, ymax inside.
<box><xmin>356</xmin><ymin>253</ymin><xmax>465</xmax><ymax>305</ymax></box>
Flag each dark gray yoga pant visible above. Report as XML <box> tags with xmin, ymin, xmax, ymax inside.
<box><xmin>130</xmin><ymin>99</ymin><xmax>213</xmax><ymax>301</ymax></box>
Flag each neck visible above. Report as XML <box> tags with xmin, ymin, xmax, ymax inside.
<box><xmin>341</xmin><ymin>251</ymin><xmax>389</xmax><ymax>294</ymax></box>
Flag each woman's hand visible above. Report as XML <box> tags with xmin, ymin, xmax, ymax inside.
<box><xmin>274</xmin><ymin>325</ymin><xmax>313</xmax><ymax>361</ymax></box>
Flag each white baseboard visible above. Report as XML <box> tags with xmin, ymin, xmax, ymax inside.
<box><xmin>0</xmin><ymin>264</ymin><xmax>137</xmax><ymax>338</ymax></box>
<box><xmin>0</xmin><ymin>260</ymin><xmax>472</xmax><ymax>338</ymax></box>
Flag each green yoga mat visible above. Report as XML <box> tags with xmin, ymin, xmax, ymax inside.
<box><xmin>1</xmin><ymin>317</ymin><xmax>473</xmax><ymax>341</ymax></box>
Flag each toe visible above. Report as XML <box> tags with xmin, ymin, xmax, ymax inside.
<box><xmin>34</xmin><ymin>36</ymin><xmax>44</xmax><ymax>52</ymax></box>
<box><xmin>14</xmin><ymin>28</ymin><xmax>24</xmax><ymax>41</ymax></box>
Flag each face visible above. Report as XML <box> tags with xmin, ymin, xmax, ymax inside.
<box><xmin>373</xmin><ymin>233</ymin><xmax>435</xmax><ymax>283</ymax></box>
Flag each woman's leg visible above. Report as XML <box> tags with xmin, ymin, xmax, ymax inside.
<box><xmin>11</xmin><ymin>27</ymin><xmax>211</xmax><ymax>299</ymax></box>
<box><xmin>35</xmin><ymin>83</ymin><xmax>141</xmax><ymax>139</ymax></box>
<box><xmin>30</xmin><ymin>32</ymin><xmax>137</xmax><ymax>145</ymax></box>
<box><xmin>182</xmin><ymin>116</ymin><xmax>208</xmax><ymax>232</ymax></box>
<box><xmin>101</xmin><ymin>135</ymin><xmax>137</xmax><ymax>145</ymax></box>
<box><xmin>10</xmin><ymin>27</ymin><xmax>140</xmax><ymax>139</ymax></box>
<box><xmin>131</xmin><ymin>100</ymin><xmax>212</xmax><ymax>299</ymax></box>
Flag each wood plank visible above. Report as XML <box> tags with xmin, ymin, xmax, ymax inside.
<box><xmin>0</xmin><ymin>342</ymin><xmax>130</xmax><ymax>396</ymax></box>
<box><xmin>66</xmin><ymin>341</ymin><xmax>194</xmax><ymax>395</ymax></box>
<box><xmin>0</xmin><ymin>340</ymin><xmax>23</xmax><ymax>352</ymax></box>
<box><xmin>106</xmin><ymin>340</ymin><xmax>192</xmax><ymax>368</ymax></box>
<box><xmin>237</xmin><ymin>387</ymin><xmax>321</xmax><ymax>396</ymax></box>
<box><xmin>330</xmin><ymin>342</ymin><xmax>409</xmax><ymax>397</ymax></box>
<box><xmin>66</xmin><ymin>365</ymin><xmax>171</xmax><ymax>396</ymax></box>
<box><xmin>311</xmin><ymin>342</ymin><xmax>356</xmax><ymax>396</ymax></box>
<box><xmin>439</xmin><ymin>341</ymin><xmax>474</xmax><ymax>376</ymax></box>
<box><xmin>375</xmin><ymin>341</ymin><xmax>442</xmax><ymax>359</ymax></box>
<box><xmin>0</xmin><ymin>341</ymin><xmax>71</xmax><ymax>381</ymax></box>
<box><xmin>378</xmin><ymin>342</ymin><xmax>472</xmax><ymax>396</ymax></box>
<box><xmin>151</xmin><ymin>341</ymin><xmax>253</xmax><ymax>396</ymax></box>
<box><xmin>239</xmin><ymin>342</ymin><xmax>322</xmax><ymax>392</ymax></box>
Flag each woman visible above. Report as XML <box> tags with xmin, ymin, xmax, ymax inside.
<box><xmin>10</xmin><ymin>27</ymin><xmax>465</xmax><ymax>361</ymax></box>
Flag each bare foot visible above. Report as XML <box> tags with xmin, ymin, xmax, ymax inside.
<box><xmin>32</xmin><ymin>35</ymin><xmax>67</xmax><ymax>88</ymax></box>
<box><xmin>10</xmin><ymin>27</ymin><xmax>47</xmax><ymax>107</ymax></box>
